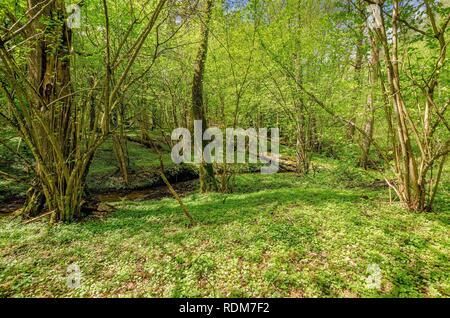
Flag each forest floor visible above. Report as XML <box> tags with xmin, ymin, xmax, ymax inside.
<box><xmin>0</xmin><ymin>154</ymin><xmax>449</xmax><ymax>297</ymax></box>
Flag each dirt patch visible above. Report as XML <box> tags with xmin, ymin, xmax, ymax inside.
<box><xmin>87</xmin><ymin>164</ymin><xmax>199</xmax><ymax>193</ymax></box>
<box><xmin>0</xmin><ymin>179</ymin><xmax>199</xmax><ymax>217</ymax></box>
<box><xmin>364</xmin><ymin>179</ymin><xmax>390</xmax><ymax>189</ymax></box>
<box><xmin>95</xmin><ymin>179</ymin><xmax>198</xmax><ymax>203</ymax></box>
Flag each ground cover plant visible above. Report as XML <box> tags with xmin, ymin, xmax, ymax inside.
<box><xmin>0</xmin><ymin>0</ymin><xmax>449</xmax><ymax>299</ymax></box>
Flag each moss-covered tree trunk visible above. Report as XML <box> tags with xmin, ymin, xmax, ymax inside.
<box><xmin>192</xmin><ymin>0</ymin><xmax>217</xmax><ymax>193</ymax></box>
<box><xmin>359</xmin><ymin>28</ymin><xmax>378</xmax><ymax>169</ymax></box>
<box><xmin>22</xmin><ymin>0</ymin><xmax>79</xmax><ymax>220</ymax></box>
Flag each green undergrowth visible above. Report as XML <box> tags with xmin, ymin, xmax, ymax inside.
<box><xmin>0</xmin><ymin>160</ymin><xmax>448</xmax><ymax>298</ymax></box>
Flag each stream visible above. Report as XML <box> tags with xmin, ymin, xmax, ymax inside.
<box><xmin>0</xmin><ymin>179</ymin><xmax>199</xmax><ymax>215</ymax></box>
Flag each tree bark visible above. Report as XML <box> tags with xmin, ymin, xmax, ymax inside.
<box><xmin>23</xmin><ymin>0</ymin><xmax>78</xmax><ymax>220</ymax></box>
<box><xmin>191</xmin><ymin>0</ymin><xmax>217</xmax><ymax>193</ymax></box>
<box><xmin>347</xmin><ymin>28</ymin><xmax>364</xmax><ymax>141</ymax></box>
<box><xmin>359</xmin><ymin>29</ymin><xmax>378</xmax><ymax>169</ymax></box>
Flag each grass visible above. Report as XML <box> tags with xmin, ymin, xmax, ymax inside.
<box><xmin>0</xmin><ymin>160</ymin><xmax>448</xmax><ymax>298</ymax></box>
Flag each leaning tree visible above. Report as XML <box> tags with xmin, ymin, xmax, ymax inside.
<box><xmin>0</xmin><ymin>0</ymin><xmax>168</xmax><ymax>222</ymax></box>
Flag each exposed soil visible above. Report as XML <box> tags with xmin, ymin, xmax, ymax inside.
<box><xmin>0</xmin><ymin>164</ymin><xmax>200</xmax><ymax>215</ymax></box>
<box><xmin>87</xmin><ymin>164</ymin><xmax>199</xmax><ymax>193</ymax></box>
<box><xmin>94</xmin><ymin>179</ymin><xmax>198</xmax><ymax>203</ymax></box>
<box><xmin>0</xmin><ymin>180</ymin><xmax>199</xmax><ymax>216</ymax></box>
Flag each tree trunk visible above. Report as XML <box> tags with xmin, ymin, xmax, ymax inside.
<box><xmin>22</xmin><ymin>0</ymin><xmax>78</xmax><ymax>220</ymax></box>
<box><xmin>293</xmin><ymin>0</ymin><xmax>310</xmax><ymax>175</ymax></box>
<box><xmin>359</xmin><ymin>30</ymin><xmax>378</xmax><ymax>169</ymax></box>
<box><xmin>191</xmin><ymin>0</ymin><xmax>217</xmax><ymax>193</ymax></box>
<box><xmin>372</xmin><ymin>0</ymin><xmax>426</xmax><ymax>211</ymax></box>
<box><xmin>347</xmin><ymin>29</ymin><xmax>364</xmax><ymax>141</ymax></box>
<box><xmin>1</xmin><ymin>0</ymin><xmax>168</xmax><ymax>222</ymax></box>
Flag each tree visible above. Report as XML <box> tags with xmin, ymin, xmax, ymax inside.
<box><xmin>366</xmin><ymin>0</ymin><xmax>449</xmax><ymax>211</ymax></box>
<box><xmin>0</xmin><ymin>0</ymin><xmax>168</xmax><ymax>221</ymax></box>
<box><xmin>192</xmin><ymin>0</ymin><xmax>218</xmax><ymax>193</ymax></box>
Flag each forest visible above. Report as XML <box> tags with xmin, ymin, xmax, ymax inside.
<box><xmin>0</xmin><ymin>0</ymin><xmax>449</xmax><ymax>298</ymax></box>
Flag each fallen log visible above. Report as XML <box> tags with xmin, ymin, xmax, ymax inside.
<box><xmin>125</xmin><ymin>135</ymin><xmax>167</xmax><ymax>151</ymax></box>
<box><xmin>259</xmin><ymin>152</ymin><xmax>297</xmax><ymax>172</ymax></box>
